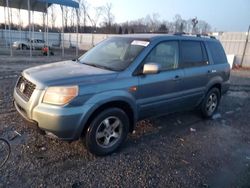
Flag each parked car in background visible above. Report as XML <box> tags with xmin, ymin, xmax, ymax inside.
<box><xmin>13</xmin><ymin>34</ymin><xmax>230</xmax><ymax>156</ymax></box>
<box><xmin>12</xmin><ymin>39</ymin><xmax>52</xmax><ymax>50</ymax></box>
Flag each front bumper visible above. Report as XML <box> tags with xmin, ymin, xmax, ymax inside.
<box><xmin>13</xmin><ymin>88</ymin><xmax>88</xmax><ymax>140</ymax></box>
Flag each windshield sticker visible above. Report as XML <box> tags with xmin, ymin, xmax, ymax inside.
<box><xmin>131</xmin><ymin>40</ymin><xmax>150</xmax><ymax>47</ymax></box>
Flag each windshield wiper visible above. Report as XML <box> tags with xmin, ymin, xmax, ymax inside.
<box><xmin>83</xmin><ymin>63</ymin><xmax>116</xmax><ymax>71</ymax></box>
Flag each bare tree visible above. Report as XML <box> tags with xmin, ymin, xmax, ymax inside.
<box><xmin>121</xmin><ymin>18</ymin><xmax>146</xmax><ymax>33</ymax></box>
<box><xmin>78</xmin><ymin>0</ymin><xmax>89</xmax><ymax>32</ymax></box>
<box><xmin>87</xmin><ymin>6</ymin><xmax>104</xmax><ymax>32</ymax></box>
<box><xmin>180</xmin><ymin>20</ymin><xmax>187</xmax><ymax>33</ymax></box>
<box><xmin>120</xmin><ymin>14</ymin><xmax>212</xmax><ymax>35</ymax></box>
<box><xmin>49</xmin><ymin>5</ymin><xmax>57</xmax><ymax>30</ymax></box>
<box><xmin>70</xmin><ymin>8</ymin><xmax>75</xmax><ymax>29</ymax></box>
<box><xmin>103</xmin><ymin>3</ymin><xmax>114</xmax><ymax>33</ymax></box>
<box><xmin>197</xmin><ymin>20</ymin><xmax>211</xmax><ymax>34</ymax></box>
<box><xmin>186</xmin><ymin>19</ymin><xmax>193</xmax><ymax>34</ymax></box>
<box><xmin>64</xmin><ymin>7</ymin><xmax>70</xmax><ymax>31</ymax></box>
<box><xmin>158</xmin><ymin>24</ymin><xmax>168</xmax><ymax>33</ymax></box>
<box><xmin>173</xmin><ymin>14</ymin><xmax>186</xmax><ymax>33</ymax></box>
<box><xmin>145</xmin><ymin>13</ymin><xmax>160</xmax><ymax>32</ymax></box>
<box><xmin>42</xmin><ymin>12</ymin><xmax>46</xmax><ymax>32</ymax></box>
<box><xmin>15</xmin><ymin>9</ymin><xmax>23</xmax><ymax>30</ymax></box>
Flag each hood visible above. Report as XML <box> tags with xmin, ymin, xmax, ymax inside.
<box><xmin>23</xmin><ymin>60</ymin><xmax>118</xmax><ymax>88</ymax></box>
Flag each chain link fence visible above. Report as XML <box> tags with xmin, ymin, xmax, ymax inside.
<box><xmin>1</xmin><ymin>29</ymin><xmax>249</xmax><ymax>67</ymax></box>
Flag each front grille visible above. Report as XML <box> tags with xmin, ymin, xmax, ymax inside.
<box><xmin>16</xmin><ymin>76</ymin><xmax>36</xmax><ymax>101</ymax></box>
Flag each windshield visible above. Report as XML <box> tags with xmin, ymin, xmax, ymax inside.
<box><xmin>78</xmin><ymin>37</ymin><xmax>149</xmax><ymax>71</ymax></box>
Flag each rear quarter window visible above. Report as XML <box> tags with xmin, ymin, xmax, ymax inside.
<box><xmin>207</xmin><ymin>41</ymin><xmax>228</xmax><ymax>64</ymax></box>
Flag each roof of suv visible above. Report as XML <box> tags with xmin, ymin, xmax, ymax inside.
<box><xmin>116</xmin><ymin>34</ymin><xmax>217</xmax><ymax>42</ymax></box>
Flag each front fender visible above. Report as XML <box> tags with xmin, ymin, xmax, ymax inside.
<box><xmin>74</xmin><ymin>90</ymin><xmax>137</xmax><ymax>139</ymax></box>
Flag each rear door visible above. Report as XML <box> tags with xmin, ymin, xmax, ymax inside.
<box><xmin>206</xmin><ymin>41</ymin><xmax>230</xmax><ymax>85</ymax></box>
<box><xmin>179</xmin><ymin>40</ymin><xmax>211</xmax><ymax>108</ymax></box>
<box><xmin>137</xmin><ymin>41</ymin><xmax>185</xmax><ymax>119</ymax></box>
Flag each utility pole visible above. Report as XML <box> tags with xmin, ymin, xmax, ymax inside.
<box><xmin>240</xmin><ymin>25</ymin><xmax>250</xmax><ymax>67</ymax></box>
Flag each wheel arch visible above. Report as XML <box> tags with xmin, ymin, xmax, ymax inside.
<box><xmin>81</xmin><ymin>100</ymin><xmax>137</xmax><ymax>137</ymax></box>
<box><xmin>198</xmin><ymin>79</ymin><xmax>222</xmax><ymax>108</ymax></box>
<box><xmin>207</xmin><ymin>83</ymin><xmax>222</xmax><ymax>97</ymax></box>
<box><xmin>206</xmin><ymin>76</ymin><xmax>223</xmax><ymax>96</ymax></box>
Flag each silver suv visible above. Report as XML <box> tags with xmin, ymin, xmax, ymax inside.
<box><xmin>13</xmin><ymin>34</ymin><xmax>230</xmax><ymax>155</ymax></box>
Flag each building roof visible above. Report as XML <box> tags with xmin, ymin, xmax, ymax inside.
<box><xmin>0</xmin><ymin>0</ymin><xmax>51</xmax><ymax>12</ymax></box>
<box><xmin>0</xmin><ymin>0</ymin><xmax>79</xmax><ymax>12</ymax></box>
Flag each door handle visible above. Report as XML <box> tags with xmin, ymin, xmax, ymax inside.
<box><xmin>173</xmin><ymin>75</ymin><xmax>181</xmax><ymax>81</ymax></box>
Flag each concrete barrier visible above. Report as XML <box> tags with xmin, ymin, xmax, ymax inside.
<box><xmin>214</xmin><ymin>32</ymin><xmax>250</xmax><ymax>68</ymax></box>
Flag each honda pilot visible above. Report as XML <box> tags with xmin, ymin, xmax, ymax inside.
<box><xmin>13</xmin><ymin>34</ymin><xmax>230</xmax><ymax>155</ymax></box>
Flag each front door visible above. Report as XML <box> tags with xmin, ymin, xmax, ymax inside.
<box><xmin>137</xmin><ymin>41</ymin><xmax>185</xmax><ymax>119</ymax></box>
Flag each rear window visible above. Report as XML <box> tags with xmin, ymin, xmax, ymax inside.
<box><xmin>207</xmin><ymin>41</ymin><xmax>228</xmax><ymax>64</ymax></box>
<box><xmin>180</xmin><ymin>41</ymin><xmax>208</xmax><ymax>68</ymax></box>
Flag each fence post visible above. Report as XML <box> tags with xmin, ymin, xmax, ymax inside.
<box><xmin>6</xmin><ymin>0</ymin><xmax>13</xmax><ymax>56</ymax></box>
<box><xmin>4</xmin><ymin>7</ymin><xmax>7</xmax><ymax>48</ymax></box>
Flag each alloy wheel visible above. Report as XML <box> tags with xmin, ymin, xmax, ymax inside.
<box><xmin>95</xmin><ymin>116</ymin><xmax>123</xmax><ymax>148</ymax></box>
<box><xmin>206</xmin><ymin>93</ymin><xmax>218</xmax><ymax>115</ymax></box>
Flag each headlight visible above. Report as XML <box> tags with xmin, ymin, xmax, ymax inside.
<box><xmin>43</xmin><ymin>86</ymin><xmax>78</xmax><ymax>105</ymax></box>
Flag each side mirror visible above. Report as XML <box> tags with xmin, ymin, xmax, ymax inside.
<box><xmin>143</xmin><ymin>63</ymin><xmax>160</xmax><ymax>74</ymax></box>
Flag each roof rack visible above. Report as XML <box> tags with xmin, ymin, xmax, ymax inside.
<box><xmin>196</xmin><ymin>34</ymin><xmax>216</xmax><ymax>39</ymax></box>
<box><xmin>173</xmin><ymin>32</ymin><xmax>216</xmax><ymax>39</ymax></box>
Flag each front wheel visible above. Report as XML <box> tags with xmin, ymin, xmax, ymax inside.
<box><xmin>22</xmin><ymin>44</ymin><xmax>28</xmax><ymax>50</ymax></box>
<box><xmin>201</xmin><ymin>88</ymin><xmax>220</xmax><ymax>118</ymax></box>
<box><xmin>85</xmin><ymin>108</ymin><xmax>129</xmax><ymax>156</ymax></box>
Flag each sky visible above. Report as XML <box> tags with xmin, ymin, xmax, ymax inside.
<box><xmin>0</xmin><ymin>0</ymin><xmax>249</xmax><ymax>32</ymax></box>
<box><xmin>88</xmin><ymin>0</ymin><xmax>250</xmax><ymax>31</ymax></box>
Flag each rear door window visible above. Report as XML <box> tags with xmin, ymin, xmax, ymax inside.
<box><xmin>207</xmin><ymin>41</ymin><xmax>227</xmax><ymax>64</ymax></box>
<box><xmin>180</xmin><ymin>41</ymin><xmax>208</xmax><ymax>68</ymax></box>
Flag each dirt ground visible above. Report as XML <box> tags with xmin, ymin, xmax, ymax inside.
<box><xmin>0</xmin><ymin>54</ymin><xmax>250</xmax><ymax>187</ymax></box>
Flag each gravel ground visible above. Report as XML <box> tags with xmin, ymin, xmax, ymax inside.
<box><xmin>0</xmin><ymin>56</ymin><xmax>250</xmax><ymax>187</ymax></box>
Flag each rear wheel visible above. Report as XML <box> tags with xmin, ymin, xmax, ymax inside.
<box><xmin>85</xmin><ymin>108</ymin><xmax>129</xmax><ymax>156</ymax></box>
<box><xmin>201</xmin><ymin>87</ymin><xmax>220</xmax><ymax>118</ymax></box>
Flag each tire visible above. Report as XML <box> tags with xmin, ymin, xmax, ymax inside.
<box><xmin>85</xmin><ymin>108</ymin><xmax>129</xmax><ymax>156</ymax></box>
<box><xmin>18</xmin><ymin>44</ymin><xmax>22</xmax><ymax>50</ymax></box>
<box><xmin>22</xmin><ymin>44</ymin><xmax>28</xmax><ymax>50</ymax></box>
<box><xmin>201</xmin><ymin>87</ymin><xmax>220</xmax><ymax>118</ymax></box>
